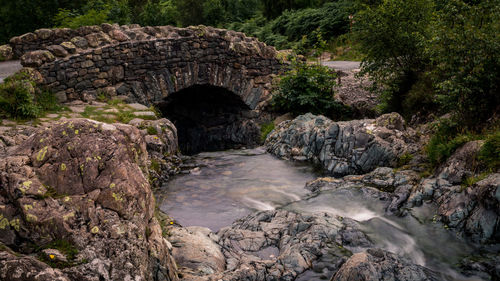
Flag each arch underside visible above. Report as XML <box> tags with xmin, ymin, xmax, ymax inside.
<box><xmin>158</xmin><ymin>85</ymin><xmax>260</xmax><ymax>155</ymax></box>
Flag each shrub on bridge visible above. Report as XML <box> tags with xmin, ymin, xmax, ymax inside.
<box><xmin>272</xmin><ymin>59</ymin><xmax>351</xmax><ymax>120</ymax></box>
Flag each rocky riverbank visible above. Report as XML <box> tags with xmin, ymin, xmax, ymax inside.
<box><xmin>1</xmin><ymin>108</ymin><xmax>498</xmax><ymax>281</ymax></box>
<box><xmin>0</xmin><ymin>119</ymin><xmax>179</xmax><ymax>280</ymax></box>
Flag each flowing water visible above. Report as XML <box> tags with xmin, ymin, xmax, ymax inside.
<box><xmin>156</xmin><ymin>147</ymin><xmax>484</xmax><ymax>280</ymax></box>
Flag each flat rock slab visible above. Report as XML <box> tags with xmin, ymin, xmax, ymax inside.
<box><xmin>133</xmin><ymin>111</ymin><xmax>156</xmax><ymax>117</ymax></box>
<box><xmin>0</xmin><ymin>60</ymin><xmax>22</xmax><ymax>83</ymax></box>
<box><xmin>68</xmin><ymin>106</ymin><xmax>86</xmax><ymax>113</ymax></box>
<box><xmin>128</xmin><ymin>103</ymin><xmax>150</xmax><ymax>111</ymax></box>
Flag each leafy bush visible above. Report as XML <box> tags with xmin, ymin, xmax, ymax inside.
<box><xmin>272</xmin><ymin>59</ymin><xmax>351</xmax><ymax>119</ymax></box>
<box><xmin>228</xmin><ymin>0</ymin><xmax>353</xmax><ymax>50</ymax></box>
<box><xmin>0</xmin><ymin>73</ymin><xmax>40</xmax><ymax>118</ymax></box>
<box><xmin>54</xmin><ymin>0</ymin><xmax>131</xmax><ymax>29</ymax></box>
<box><xmin>0</xmin><ymin>71</ymin><xmax>61</xmax><ymax>119</ymax></box>
<box><xmin>478</xmin><ymin>131</ymin><xmax>500</xmax><ymax>171</ymax></box>
<box><xmin>138</xmin><ymin>0</ymin><xmax>178</xmax><ymax>26</ymax></box>
<box><xmin>429</xmin><ymin>0</ymin><xmax>500</xmax><ymax>128</ymax></box>
<box><xmin>426</xmin><ymin>120</ymin><xmax>474</xmax><ymax>167</ymax></box>
<box><xmin>353</xmin><ymin>0</ymin><xmax>434</xmax><ymax>115</ymax></box>
<box><xmin>260</xmin><ymin>122</ymin><xmax>275</xmax><ymax>142</ymax></box>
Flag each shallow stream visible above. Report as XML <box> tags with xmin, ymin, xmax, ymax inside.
<box><xmin>156</xmin><ymin>147</ymin><xmax>484</xmax><ymax>281</ymax></box>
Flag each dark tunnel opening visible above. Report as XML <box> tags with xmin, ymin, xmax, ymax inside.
<box><xmin>157</xmin><ymin>85</ymin><xmax>261</xmax><ymax>155</ymax></box>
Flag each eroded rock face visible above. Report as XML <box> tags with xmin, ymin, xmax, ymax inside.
<box><xmin>169</xmin><ymin>226</ymin><xmax>225</xmax><ymax>280</ymax></box>
<box><xmin>0</xmin><ymin>119</ymin><xmax>178</xmax><ymax>281</ymax></box>
<box><xmin>405</xmin><ymin>141</ymin><xmax>500</xmax><ymax>244</ymax></box>
<box><xmin>331</xmin><ymin>248</ymin><xmax>440</xmax><ymax>281</ymax></box>
<box><xmin>266</xmin><ymin>113</ymin><xmax>418</xmax><ymax>176</ymax></box>
<box><xmin>210</xmin><ymin>210</ymin><xmax>372</xmax><ymax>281</ymax></box>
<box><xmin>306</xmin><ymin>167</ymin><xmax>419</xmax><ymax>215</ymax></box>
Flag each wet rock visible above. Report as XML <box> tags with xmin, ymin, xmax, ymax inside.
<box><xmin>460</xmin><ymin>252</ymin><xmax>500</xmax><ymax>281</ymax></box>
<box><xmin>331</xmin><ymin>248</ymin><xmax>441</xmax><ymax>281</ymax></box>
<box><xmin>211</xmin><ymin>210</ymin><xmax>372</xmax><ymax>280</ymax></box>
<box><xmin>0</xmin><ymin>119</ymin><xmax>178</xmax><ymax>281</ymax></box>
<box><xmin>169</xmin><ymin>226</ymin><xmax>225</xmax><ymax>279</ymax></box>
<box><xmin>438</xmin><ymin>141</ymin><xmax>484</xmax><ymax>185</ymax></box>
<box><xmin>305</xmin><ymin>167</ymin><xmax>418</xmax><ymax>216</ymax></box>
<box><xmin>266</xmin><ymin>113</ymin><xmax>418</xmax><ymax>176</ymax></box>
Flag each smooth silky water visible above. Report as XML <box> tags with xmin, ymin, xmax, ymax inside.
<box><xmin>156</xmin><ymin>148</ymin><xmax>484</xmax><ymax>281</ymax></box>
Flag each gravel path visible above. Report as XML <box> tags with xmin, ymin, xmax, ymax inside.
<box><xmin>321</xmin><ymin>60</ymin><xmax>361</xmax><ymax>70</ymax></box>
<box><xmin>0</xmin><ymin>60</ymin><xmax>23</xmax><ymax>83</ymax></box>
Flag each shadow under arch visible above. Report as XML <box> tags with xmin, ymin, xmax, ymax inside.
<box><xmin>157</xmin><ymin>84</ymin><xmax>260</xmax><ymax>155</ymax></box>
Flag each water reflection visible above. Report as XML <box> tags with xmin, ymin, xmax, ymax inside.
<box><xmin>157</xmin><ymin>147</ymin><xmax>318</xmax><ymax>231</ymax></box>
<box><xmin>157</xmin><ymin>148</ymin><xmax>485</xmax><ymax>281</ymax></box>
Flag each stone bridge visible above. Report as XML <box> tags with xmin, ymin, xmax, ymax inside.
<box><xmin>3</xmin><ymin>24</ymin><xmax>284</xmax><ymax>154</ymax></box>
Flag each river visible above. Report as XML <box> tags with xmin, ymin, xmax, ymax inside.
<box><xmin>156</xmin><ymin>147</ymin><xmax>485</xmax><ymax>281</ymax></box>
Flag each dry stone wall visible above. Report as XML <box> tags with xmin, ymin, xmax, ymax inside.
<box><xmin>8</xmin><ymin>24</ymin><xmax>283</xmax><ymax>110</ymax></box>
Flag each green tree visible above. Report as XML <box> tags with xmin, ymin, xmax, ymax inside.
<box><xmin>138</xmin><ymin>0</ymin><xmax>177</xmax><ymax>26</ymax></box>
<box><xmin>174</xmin><ymin>0</ymin><xmax>205</xmax><ymax>26</ymax></box>
<box><xmin>273</xmin><ymin>59</ymin><xmax>351</xmax><ymax>119</ymax></box>
<box><xmin>429</xmin><ymin>0</ymin><xmax>500</xmax><ymax>128</ymax></box>
<box><xmin>353</xmin><ymin>0</ymin><xmax>434</xmax><ymax>114</ymax></box>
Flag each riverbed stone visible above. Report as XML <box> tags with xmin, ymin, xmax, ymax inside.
<box><xmin>210</xmin><ymin>210</ymin><xmax>372</xmax><ymax>281</ymax></box>
<box><xmin>169</xmin><ymin>226</ymin><xmax>225</xmax><ymax>278</ymax></box>
<box><xmin>331</xmin><ymin>248</ymin><xmax>440</xmax><ymax>281</ymax></box>
<box><xmin>266</xmin><ymin>113</ymin><xmax>418</xmax><ymax>176</ymax></box>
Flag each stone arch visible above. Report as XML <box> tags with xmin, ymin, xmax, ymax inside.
<box><xmin>13</xmin><ymin>24</ymin><xmax>284</xmax><ymax>110</ymax></box>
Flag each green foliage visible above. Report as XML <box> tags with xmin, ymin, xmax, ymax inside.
<box><xmin>478</xmin><ymin>131</ymin><xmax>500</xmax><ymax>171</ymax></box>
<box><xmin>147</xmin><ymin>126</ymin><xmax>158</xmax><ymax>135</ymax></box>
<box><xmin>37</xmin><ymin>239</ymin><xmax>80</xmax><ymax>268</ymax></box>
<box><xmin>0</xmin><ymin>71</ymin><xmax>60</xmax><ymax>119</ymax></box>
<box><xmin>260</xmin><ymin>0</ymin><xmax>334</xmax><ymax>19</ymax></box>
<box><xmin>462</xmin><ymin>172</ymin><xmax>489</xmax><ymax>190</ymax></box>
<box><xmin>150</xmin><ymin>159</ymin><xmax>161</xmax><ymax>172</ymax></box>
<box><xmin>353</xmin><ymin>0</ymin><xmax>434</xmax><ymax>114</ymax></box>
<box><xmin>429</xmin><ymin>0</ymin><xmax>500</xmax><ymax>128</ymax></box>
<box><xmin>354</xmin><ymin>0</ymin><xmax>499</xmax><ymax>126</ymax></box>
<box><xmin>138</xmin><ymin>0</ymin><xmax>178</xmax><ymax>26</ymax></box>
<box><xmin>272</xmin><ymin>59</ymin><xmax>351</xmax><ymax>119</ymax></box>
<box><xmin>426</xmin><ymin>120</ymin><xmax>475</xmax><ymax>167</ymax></box>
<box><xmin>228</xmin><ymin>1</ymin><xmax>353</xmax><ymax>50</ymax></box>
<box><xmin>54</xmin><ymin>0</ymin><xmax>131</xmax><ymax>29</ymax></box>
<box><xmin>398</xmin><ymin>153</ymin><xmax>414</xmax><ymax>167</ymax></box>
<box><xmin>260</xmin><ymin>122</ymin><xmax>275</xmax><ymax>142</ymax></box>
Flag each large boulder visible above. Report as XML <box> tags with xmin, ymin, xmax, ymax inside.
<box><xmin>331</xmin><ymin>248</ymin><xmax>440</xmax><ymax>281</ymax></box>
<box><xmin>211</xmin><ymin>210</ymin><xmax>372</xmax><ymax>281</ymax></box>
<box><xmin>168</xmin><ymin>226</ymin><xmax>225</xmax><ymax>280</ymax></box>
<box><xmin>0</xmin><ymin>119</ymin><xmax>178</xmax><ymax>280</ymax></box>
<box><xmin>266</xmin><ymin>113</ymin><xmax>417</xmax><ymax>176</ymax></box>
